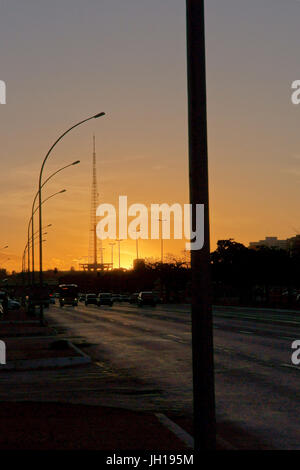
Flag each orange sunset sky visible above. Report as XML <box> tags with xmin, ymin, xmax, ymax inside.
<box><xmin>1</xmin><ymin>0</ymin><xmax>300</xmax><ymax>272</ymax></box>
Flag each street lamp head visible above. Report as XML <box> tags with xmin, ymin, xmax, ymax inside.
<box><xmin>59</xmin><ymin>189</ymin><xmax>67</xmax><ymax>194</ymax></box>
<box><xmin>47</xmin><ymin>224</ymin><xmax>52</xmax><ymax>227</ymax></box>
<box><xmin>94</xmin><ymin>112</ymin><xmax>106</xmax><ymax>119</ymax></box>
<box><xmin>72</xmin><ymin>160</ymin><xmax>80</xmax><ymax>165</ymax></box>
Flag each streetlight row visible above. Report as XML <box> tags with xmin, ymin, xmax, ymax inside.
<box><xmin>32</xmin><ymin>112</ymin><xmax>105</xmax><ymax>324</ymax></box>
<box><xmin>107</xmin><ymin>233</ymin><xmax>168</xmax><ymax>269</ymax></box>
<box><xmin>23</xmin><ymin>189</ymin><xmax>67</xmax><ymax>281</ymax></box>
<box><xmin>28</xmin><ymin>188</ymin><xmax>67</xmax><ymax>283</ymax></box>
<box><xmin>23</xmin><ymin>111</ymin><xmax>106</xmax><ymax>294</ymax></box>
<box><xmin>37</xmin><ymin>112</ymin><xmax>106</xmax><ymax>294</ymax></box>
<box><xmin>22</xmin><ymin>227</ymin><xmax>50</xmax><ymax>271</ymax></box>
<box><xmin>29</xmin><ymin>161</ymin><xmax>80</xmax><ymax>283</ymax></box>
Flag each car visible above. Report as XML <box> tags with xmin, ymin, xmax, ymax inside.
<box><xmin>137</xmin><ymin>291</ymin><xmax>156</xmax><ymax>307</ymax></box>
<box><xmin>85</xmin><ymin>294</ymin><xmax>98</xmax><ymax>306</ymax></box>
<box><xmin>97</xmin><ymin>293</ymin><xmax>113</xmax><ymax>307</ymax></box>
<box><xmin>120</xmin><ymin>294</ymin><xmax>129</xmax><ymax>302</ymax></box>
<box><xmin>8</xmin><ymin>299</ymin><xmax>21</xmax><ymax>310</ymax></box>
<box><xmin>78</xmin><ymin>295</ymin><xmax>86</xmax><ymax>302</ymax></box>
<box><xmin>129</xmin><ymin>293</ymin><xmax>139</xmax><ymax>304</ymax></box>
<box><xmin>112</xmin><ymin>294</ymin><xmax>121</xmax><ymax>302</ymax></box>
<box><xmin>0</xmin><ymin>291</ymin><xmax>7</xmax><ymax>305</ymax></box>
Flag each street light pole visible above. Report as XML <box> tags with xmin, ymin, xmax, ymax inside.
<box><xmin>116</xmin><ymin>239</ymin><xmax>123</xmax><ymax>268</ymax></box>
<box><xmin>99</xmin><ymin>247</ymin><xmax>105</xmax><ymax>265</ymax></box>
<box><xmin>22</xmin><ymin>246</ymin><xmax>27</xmax><ymax>286</ymax></box>
<box><xmin>109</xmin><ymin>243</ymin><xmax>116</xmax><ymax>269</ymax></box>
<box><xmin>27</xmin><ymin>189</ymin><xmax>65</xmax><ymax>322</ymax></box>
<box><xmin>30</xmin><ymin>160</ymin><xmax>80</xmax><ymax>284</ymax></box>
<box><xmin>135</xmin><ymin>230</ymin><xmax>140</xmax><ymax>260</ymax></box>
<box><xmin>38</xmin><ymin>112</ymin><xmax>105</xmax><ymax>287</ymax></box>
<box><xmin>27</xmin><ymin>189</ymin><xmax>65</xmax><ymax>287</ymax></box>
<box><xmin>37</xmin><ymin>113</ymin><xmax>105</xmax><ymax>324</ymax></box>
<box><xmin>186</xmin><ymin>0</ymin><xmax>216</xmax><ymax>452</ymax></box>
<box><xmin>30</xmin><ymin>224</ymin><xmax>52</xmax><ymax>283</ymax></box>
<box><xmin>158</xmin><ymin>218</ymin><xmax>166</xmax><ymax>264</ymax></box>
<box><xmin>23</xmin><ymin>235</ymin><xmax>46</xmax><ymax>280</ymax></box>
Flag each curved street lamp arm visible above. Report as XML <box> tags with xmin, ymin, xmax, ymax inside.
<box><xmin>38</xmin><ymin>113</ymin><xmax>104</xmax><ymax>188</ymax></box>
<box><xmin>26</xmin><ymin>190</ymin><xmax>65</xmax><ymax>275</ymax></box>
<box><xmin>37</xmin><ymin>112</ymin><xmax>105</xmax><ymax>308</ymax></box>
<box><xmin>31</xmin><ymin>160</ymin><xmax>79</xmax><ymax>216</ymax></box>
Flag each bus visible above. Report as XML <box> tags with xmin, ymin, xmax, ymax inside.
<box><xmin>58</xmin><ymin>284</ymin><xmax>78</xmax><ymax>307</ymax></box>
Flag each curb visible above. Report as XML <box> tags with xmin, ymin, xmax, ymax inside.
<box><xmin>155</xmin><ymin>413</ymin><xmax>194</xmax><ymax>449</ymax></box>
<box><xmin>214</xmin><ymin>312</ymin><xmax>300</xmax><ymax>329</ymax></box>
<box><xmin>0</xmin><ymin>341</ymin><xmax>91</xmax><ymax>371</ymax></box>
<box><xmin>0</xmin><ymin>320</ymin><xmax>40</xmax><ymax>324</ymax></box>
<box><xmin>214</xmin><ymin>305</ymin><xmax>300</xmax><ymax>314</ymax></box>
<box><xmin>155</xmin><ymin>413</ymin><xmax>236</xmax><ymax>451</ymax></box>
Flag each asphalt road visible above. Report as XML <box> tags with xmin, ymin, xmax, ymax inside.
<box><xmin>47</xmin><ymin>302</ymin><xmax>300</xmax><ymax>449</ymax></box>
<box><xmin>2</xmin><ymin>302</ymin><xmax>300</xmax><ymax>449</ymax></box>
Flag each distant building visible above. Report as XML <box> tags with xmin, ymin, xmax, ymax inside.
<box><xmin>288</xmin><ymin>235</ymin><xmax>300</xmax><ymax>256</ymax></box>
<box><xmin>249</xmin><ymin>237</ymin><xmax>288</xmax><ymax>250</ymax></box>
<box><xmin>249</xmin><ymin>235</ymin><xmax>300</xmax><ymax>255</ymax></box>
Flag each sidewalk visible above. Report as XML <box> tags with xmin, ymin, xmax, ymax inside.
<box><xmin>0</xmin><ymin>332</ymin><xmax>92</xmax><ymax>370</ymax></box>
<box><xmin>0</xmin><ymin>402</ymin><xmax>192</xmax><ymax>451</ymax></box>
<box><xmin>0</xmin><ymin>308</ymin><xmax>196</xmax><ymax>451</ymax></box>
<box><xmin>0</xmin><ymin>306</ymin><xmax>54</xmax><ymax>337</ymax></box>
<box><xmin>0</xmin><ymin>307</ymin><xmax>239</xmax><ymax>452</ymax></box>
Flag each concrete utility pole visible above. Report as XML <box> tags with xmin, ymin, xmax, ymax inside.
<box><xmin>186</xmin><ymin>0</ymin><xmax>216</xmax><ymax>451</ymax></box>
<box><xmin>135</xmin><ymin>230</ymin><xmax>140</xmax><ymax>260</ymax></box>
<box><xmin>158</xmin><ymin>218</ymin><xmax>166</xmax><ymax>264</ymax></box>
<box><xmin>109</xmin><ymin>243</ymin><xmax>116</xmax><ymax>269</ymax></box>
<box><xmin>116</xmin><ymin>239</ymin><xmax>123</xmax><ymax>268</ymax></box>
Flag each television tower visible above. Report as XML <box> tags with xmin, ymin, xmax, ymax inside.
<box><xmin>80</xmin><ymin>135</ymin><xmax>111</xmax><ymax>271</ymax></box>
<box><xmin>88</xmin><ymin>134</ymin><xmax>99</xmax><ymax>267</ymax></box>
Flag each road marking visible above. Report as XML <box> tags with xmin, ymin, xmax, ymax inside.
<box><xmin>281</xmin><ymin>363</ymin><xmax>300</xmax><ymax>371</ymax></box>
<box><xmin>215</xmin><ymin>312</ymin><xmax>300</xmax><ymax>326</ymax></box>
<box><xmin>166</xmin><ymin>334</ymin><xmax>181</xmax><ymax>340</ymax></box>
<box><xmin>238</xmin><ymin>330</ymin><xmax>253</xmax><ymax>335</ymax></box>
